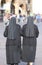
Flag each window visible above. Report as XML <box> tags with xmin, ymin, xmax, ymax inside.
<box><xmin>28</xmin><ymin>0</ymin><xmax>30</xmax><ymax>4</ymax></box>
<box><xmin>1</xmin><ymin>0</ymin><xmax>6</xmax><ymax>7</ymax></box>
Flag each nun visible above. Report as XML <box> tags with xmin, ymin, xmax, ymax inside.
<box><xmin>21</xmin><ymin>16</ymin><xmax>39</xmax><ymax>65</ymax></box>
<box><xmin>4</xmin><ymin>17</ymin><xmax>21</xmax><ymax>65</ymax></box>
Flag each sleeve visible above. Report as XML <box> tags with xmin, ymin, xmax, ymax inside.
<box><xmin>3</xmin><ymin>26</ymin><xmax>8</xmax><ymax>37</ymax></box>
<box><xmin>34</xmin><ymin>25</ymin><xmax>39</xmax><ymax>38</ymax></box>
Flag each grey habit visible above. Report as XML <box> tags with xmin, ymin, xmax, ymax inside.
<box><xmin>21</xmin><ymin>16</ymin><xmax>39</xmax><ymax>62</ymax></box>
<box><xmin>26</xmin><ymin>16</ymin><xmax>34</xmax><ymax>37</ymax></box>
<box><xmin>8</xmin><ymin>17</ymin><xmax>17</xmax><ymax>39</ymax></box>
<box><xmin>4</xmin><ymin>17</ymin><xmax>21</xmax><ymax>64</ymax></box>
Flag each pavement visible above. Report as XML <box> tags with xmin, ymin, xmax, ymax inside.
<box><xmin>0</xmin><ymin>22</ymin><xmax>42</xmax><ymax>65</ymax></box>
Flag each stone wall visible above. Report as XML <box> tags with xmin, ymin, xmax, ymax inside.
<box><xmin>0</xmin><ymin>0</ymin><xmax>32</xmax><ymax>15</ymax></box>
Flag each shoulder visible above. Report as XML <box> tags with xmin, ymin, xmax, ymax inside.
<box><xmin>34</xmin><ymin>24</ymin><xmax>39</xmax><ymax>32</ymax></box>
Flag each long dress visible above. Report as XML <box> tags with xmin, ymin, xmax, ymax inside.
<box><xmin>21</xmin><ymin>24</ymin><xmax>39</xmax><ymax>62</ymax></box>
<box><xmin>4</xmin><ymin>24</ymin><xmax>21</xmax><ymax>64</ymax></box>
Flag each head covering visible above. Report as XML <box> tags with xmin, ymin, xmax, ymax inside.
<box><xmin>25</xmin><ymin>16</ymin><xmax>34</xmax><ymax>37</ymax></box>
<box><xmin>8</xmin><ymin>17</ymin><xmax>17</xmax><ymax>39</ymax></box>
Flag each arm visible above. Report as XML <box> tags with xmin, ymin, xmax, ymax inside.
<box><xmin>4</xmin><ymin>26</ymin><xmax>8</xmax><ymax>37</ymax></box>
<box><xmin>34</xmin><ymin>25</ymin><xmax>39</xmax><ymax>38</ymax></box>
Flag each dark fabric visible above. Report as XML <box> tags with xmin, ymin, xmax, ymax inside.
<box><xmin>4</xmin><ymin>26</ymin><xmax>8</xmax><ymax>37</ymax></box>
<box><xmin>8</xmin><ymin>17</ymin><xmax>17</xmax><ymax>39</ymax></box>
<box><xmin>15</xmin><ymin>63</ymin><xmax>18</xmax><ymax>65</ymax></box>
<box><xmin>21</xmin><ymin>24</ymin><xmax>39</xmax><ymax>62</ymax></box>
<box><xmin>25</xmin><ymin>16</ymin><xmax>34</xmax><ymax>37</ymax></box>
<box><xmin>11</xmin><ymin>64</ymin><xmax>14</xmax><ymax>65</ymax></box>
<box><xmin>4</xmin><ymin>24</ymin><xmax>21</xmax><ymax>64</ymax></box>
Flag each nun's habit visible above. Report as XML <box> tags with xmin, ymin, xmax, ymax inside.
<box><xmin>21</xmin><ymin>16</ymin><xmax>39</xmax><ymax>62</ymax></box>
<box><xmin>4</xmin><ymin>17</ymin><xmax>21</xmax><ymax>64</ymax></box>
